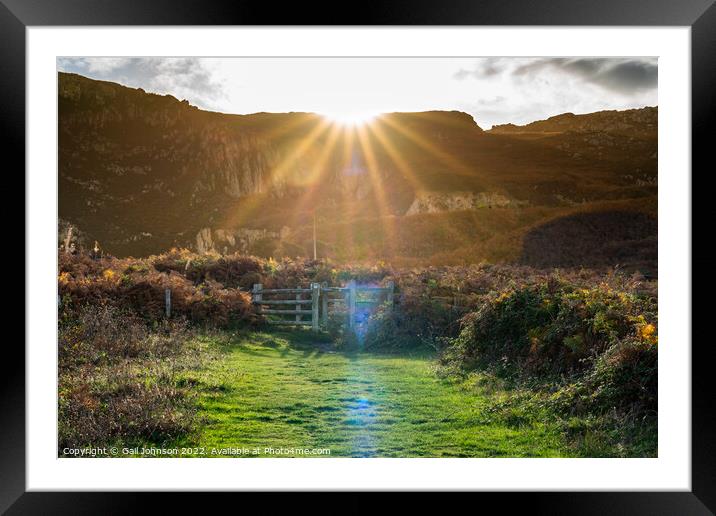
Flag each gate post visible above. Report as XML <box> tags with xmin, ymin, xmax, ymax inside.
<box><xmin>165</xmin><ymin>288</ymin><xmax>171</xmax><ymax>318</ymax></box>
<box><xmin>321</xmin><ymin>282</ymin><xmax>328</xmax><ymax>328</ymax></box>
<box><xmin>348</xmin><ymin>280</ymin><xmax>356</xmax><ymax>329</ymax></box>
<box><xmin>252</xmin><ymin>283</ymin><xmax>263</xmax><ymax>304</ymax></box>
<box><xmin>386</xmin><ymin>281</ymin><xmax>394</xmax><ymax>309</ymax></box>
<box><xmin>311</xmin><ymin>283</ymin><xmax>320</xmax><ymax>331</ymax></box>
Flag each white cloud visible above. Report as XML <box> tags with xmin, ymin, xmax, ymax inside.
<box><xmin>57</xmin><ymin>57</ymin><xmax>227</xmax><ymax>110</ymax></box>
<box><xmin>58</xmin><ymin>57</ymin><xmax>133</xmax><ymax>74</ymax></box>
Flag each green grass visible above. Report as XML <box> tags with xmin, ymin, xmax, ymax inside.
<box><xmin>174</xmin><ymin>330</ymin><xmax>569</xmax><ymax>457</ymax></box>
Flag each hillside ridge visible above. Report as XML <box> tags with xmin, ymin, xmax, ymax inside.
<box><xmin>489</xmin><ymin>106</ymin><xmax>657</xmax><ymax>137</ymax></box>
<box><xmin>58</xmin><ymin>72</ymin><xmax>657</xmax><ymax>271</ymax></box>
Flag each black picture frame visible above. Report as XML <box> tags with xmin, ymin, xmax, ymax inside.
<box><xmin>4</xmin><ymin>0</ymin><xmax>713</xmax><ymax>512</ymax></box>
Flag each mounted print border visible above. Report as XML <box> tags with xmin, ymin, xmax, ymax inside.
<box><xmin>4</xmin><ymin>0</ymin><xmax>714</xmax><ymax>512</ymax></box>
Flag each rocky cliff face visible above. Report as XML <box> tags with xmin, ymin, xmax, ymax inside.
<box><xmin>406</xmin><ymin>191</ymin><xmax>519</xmax><ymax>215</ymax></box>
<box><xmin>59</xmin><ymin>73</ymin><xmax>306</xmax><ymax>205</ymax></box>
<box><xmin>490</xmin><ymin>107</ymin><xmax>657</xmax><ymax>138</ymax></box>
<box><xmin>196</xmin><ymin>227</ymin><xmax>292</xmax><ymax>254</ymax></box>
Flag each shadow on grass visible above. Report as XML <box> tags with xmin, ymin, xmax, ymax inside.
<box><xmin>209</xmin><ymin>328</ymin><xmax>437</xmax><ymax>374</ymax></box>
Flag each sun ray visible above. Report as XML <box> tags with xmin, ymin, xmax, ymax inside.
<box><xmin>270</xmin><ymin>117</ymin><xmax>333</xmax><ymax>185</ymax></box>
<box><xmin>355</xmin><ymin>124</ymin><xmax>398</xmax><ymax>258</ymax></box>
<box><xmin>298</xmin><ymin>122</ymin><xmax>343</xmax><ymax>186</ymax></box>
<box><xmin>288</xmin><ymin>122</ymin><xmax>343</xmax><ymax>228</ymax></box>
<box><xmin>221</xmin><ymin>117</ymin><xmax>332</xmax><ymax>230</ymax></box>
<box><xmin>246</xmin><ymin>112</ymin><xmax>322</xmax><ymax>142</ymax></box>
<box><xmin>367</xmin><ymin>120</ymin><xmax>424</xmax><ymax>193</ymax></box>
<box><xmin>380</xmin><ymin>115</ymin><xmax>496</xmax><ymax>190</ymax></box>
<box><xmin>337</xmin><ymin>128</ymin><xmax>359</xmax><ymax>259</ymax></box>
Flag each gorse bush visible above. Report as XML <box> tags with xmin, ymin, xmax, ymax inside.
<box><xmin>442</xmin><ymin>282</ymin><xmax>657</xmax><ymax>378</ymax></box>
<box><xmin>570</xmin><ymin>335</ymin><xmax>657</xmax><ymax>415</ymax></box>
<box><xmin>438</xmin><ymin>280</ymin><xmax>657</xmax><ymax>451</ymax></box>
<box><xmin>360</xmin><ymin>264</ymin><xmax>654</xmax><ymax>353</ymax></box>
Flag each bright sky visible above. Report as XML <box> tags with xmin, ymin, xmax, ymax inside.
<box><xmin>57</xmin><ymin>57</ymin><xmax>657</xmax><ymax>129</ymax></box>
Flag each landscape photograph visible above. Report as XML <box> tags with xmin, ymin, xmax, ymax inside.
<box><xmin>57</xmin><ymin>56</ymin><xmax>658</xmax><ymax>458</ymax></box>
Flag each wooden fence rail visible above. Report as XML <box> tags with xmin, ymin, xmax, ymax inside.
<box><xmin>251</xmin><ymin>281</ymin><xmax>394</xmax><ymax>331</ymax></box>
<box><xmin>251</xmin><ymin>283</ymin><xmax>319</xmax><ymax>330</ymax></box>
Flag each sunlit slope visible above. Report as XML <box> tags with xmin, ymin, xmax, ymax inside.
<box><xmin>59</xmin><ymin>72</ymin><xmax>656</xmax><ymax>270</ymax></box>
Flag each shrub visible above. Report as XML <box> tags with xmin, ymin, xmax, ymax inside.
<box><xmin>442</xmin><ymin>282</ymin><xmax>657</xmax><ymax>379</ymax></box>
<box><xmin>58</xmin><ymin>304</ymin><xmax>201</xmax><ymax>451</ymax></box>
<box><xmin>573</xmin><ymin>337</ymin><xmax>657</xmax><ymax>415</ymax></box>
<box><xmin>438</xmin><ymin>280</ymin><xmax>657</xmax><ymax>436</ymax></box>
<box><xmin>59</xmin><ymin>364</ymin><xmax>195</xmax><ymax>451</ymax></box>
<box><xmin>363</xmin><ymin>300</ymin><xmax>453</xmax><ymax>352</ymax></box>
<box><xmin>59</xmin><ymin>253</ymin><xmax>256</xmax><ymax>328</ymax></box>
<box><xmin>325</xmin><ymin>308</ymin><xmax>359</xmax><ymax>350</ymax></box>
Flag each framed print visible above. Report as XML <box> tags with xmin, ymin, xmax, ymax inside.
<box><xmin>5</xmin><ymin>0</ymin><xmax>714</xmax><ymax>511</ymax></box>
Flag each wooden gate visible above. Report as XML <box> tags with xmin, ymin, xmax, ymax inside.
<box><xmin>252</xmin><ymin>283</ymin><xmax>321</xmax><ymax>330</ymax></box>
<box><xmin>251</xmin><ymin>281</ymin><xmax>394</xmax><ymax>331</ymax></box>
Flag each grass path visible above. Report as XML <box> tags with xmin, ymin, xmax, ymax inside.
<box><xmin>177</xmin><ymin>331</ymin><xmax>567</xmax><ymax>457</ymax></box>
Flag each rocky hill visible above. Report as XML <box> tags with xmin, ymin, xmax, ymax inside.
<box><xmin>59</xmin><ymin>72</ymin><xmax>657</xmax><ymax>271</ymax></box>
<box><xmin>490</xmin><ymin>107</ymin><xmax>657</xmax><ymax>138</ymax></box>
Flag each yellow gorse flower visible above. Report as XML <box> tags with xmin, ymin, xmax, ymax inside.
<box><xmin>496</xmin><ymin>291</ymin><xmax>511</xmax><ymax>303</ymax></box>
<box><xmin>639</xmin><ymin>323</ymin><xmax>657</xmax><ymax>345</ymax></box>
